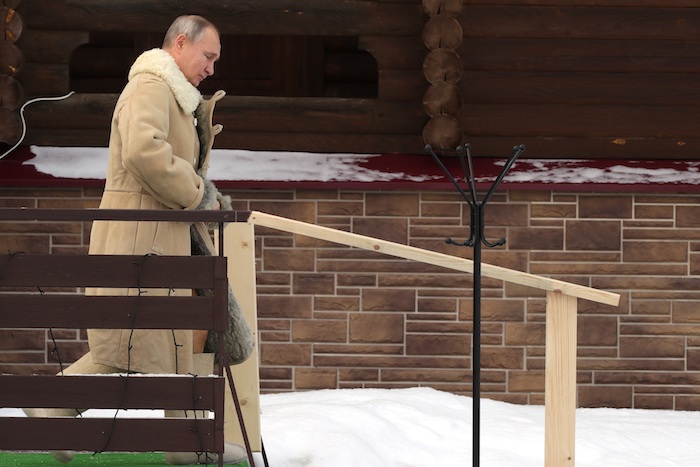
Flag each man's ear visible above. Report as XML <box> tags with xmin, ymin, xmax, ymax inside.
<box><xmin>175</xmin><ymin>33</ymin><xmax>188</xmax><ymax>50</ymax></box>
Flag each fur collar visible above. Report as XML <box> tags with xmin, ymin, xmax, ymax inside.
<box><xmin>128</xmin><ymin>48</ymin><xmax>202</xmax><ymax>114</ymax></box>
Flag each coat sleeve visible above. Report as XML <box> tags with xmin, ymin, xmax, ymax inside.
<box><xmin>119</xmin><ymin>77</ymin><xmax>204</xmax><ymax>210</ymax></box>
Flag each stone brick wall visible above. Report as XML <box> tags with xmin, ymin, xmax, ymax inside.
<box><xmin>2</xmin><ymin>185</ymin><xmax>700</xmax><ymax>410</ymax></box>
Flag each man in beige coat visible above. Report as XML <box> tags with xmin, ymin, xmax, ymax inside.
<box><xmin>25</xmin><ymin>15</ymin><xmax>246</xmax><ymax>465</ymax></box>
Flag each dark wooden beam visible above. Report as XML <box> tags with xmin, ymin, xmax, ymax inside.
<box><xmin>21</xmin><ymin>0</ymin><xmax>423</xmax><ymax>36</ymax></box>
<box><xmin>0</xmin><ymin>418</ymin><xmax>219</xmax><ymax>452</ymax></box>
<box><xmin>1</xmin><ymin>375</ymin><xmax>219</xmax><ymax>410</ymax></box>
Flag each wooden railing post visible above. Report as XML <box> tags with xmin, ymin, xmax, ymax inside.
<box><xmin>220</xmin><ymin>222</ymin><xmax>262</xmax><ymax>452</ymax></box>
<box><xmin>545</xmin><ymin>291</ymin><xmax>578</xmax><ymax>467</ymax></box>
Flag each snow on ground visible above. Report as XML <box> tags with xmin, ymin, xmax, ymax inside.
<box><xmin>3</xmin><ymin>387</ymin><xmax>700</xmax><ymax>466</ymax></box>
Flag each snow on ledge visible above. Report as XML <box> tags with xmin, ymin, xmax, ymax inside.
<box><xmin>4</xmin><ymin>146</ymin><xmax>700</xmax><ymax>191</ymax></box>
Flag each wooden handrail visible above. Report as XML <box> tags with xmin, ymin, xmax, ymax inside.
<box><xmin>248</xmin><ymin>210</ymin><xmax>620</xmax><ymax>306</ymax></box>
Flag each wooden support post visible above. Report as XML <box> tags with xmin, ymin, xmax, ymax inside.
<box><xmin>219</xmin><ymin>222</ymin><xmax>262</xmax><ymax>452</ymax></box>
<box><xmin>544</xmin><ymin>291</ymin><xmax>578</xmax><ymax>467</ymax></box>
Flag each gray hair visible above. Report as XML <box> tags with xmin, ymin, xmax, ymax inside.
<box><xmin>162</xmin><ymin>15</ymin><xmax>217</xmax><ymax>48</ymax></box>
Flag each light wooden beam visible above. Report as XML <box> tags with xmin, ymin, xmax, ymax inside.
<box><xmin>249</xmin><ymin>211</ymin><xmax>620</xmax><ymax>307</ymax></box>
<box><xmin>218</xmin><ymin>222</ymin><xmax>262</xmax><ymax>452</ymax></box>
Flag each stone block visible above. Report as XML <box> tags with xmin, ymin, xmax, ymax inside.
<box><xmin>579</xmin><ymin>195</ymin><xmax>633</xmax><ymax>219</ymax></box>
<box><xmin>677</xmin><ymin>205</ymin><xmax>700</xmax><ymax>228</ymax></box>
<box><xmin>578</xmin><ymin>385</ymin><xmax>632</xmax><ymax>408</ymax></box>
<box><xmin>578</xmin><ymin>315</ymin><xmax>618</xmax><ymax>346</ymax></box>
<box><xmin>293</xmin><ymin>273</ymin><xmax>335</xmax><ymax>294</ymax></box>
<box><xmin>623</xmin><ymin>241</ymin><xmax>687</xmax><ymax>263</ymax></box>
<box><xmin>504</xmin><ymin>323</ymin><xmax>545</xmax><ymax>346</ymax></box>
<box><xmin>295</xmin><ymin>368</ymin><xmax>337</xmax><ymax>389</ymax></box>
<box><xmin>481</xmin><ymin>347</ymin><xmax>523</xmax><ymax>369</ymax></box>
<box><xmin>257</xmin><ymin>295</ymin><xmax>313</xmax><ymax>319</ymax></box>
<box><xmin>263</xmin><ymin>248</ymin><xmax>316</xmax><ymax>271</ymax></box>
<box><xmin>292</xmin><ymin>319</ymin><xmax>347</xmax><ymax>342</ymax></box>
<box><xmin>485</xmin><ymin>203</ymin><xmax>529</xmax><ymax>226</ymax></box>
<box><xmin>260</xmin><ymin>343</ymin><xmax>312</xmax><ymax>366</ymax></box>
<box><xmin>406</xmin><ymin>334</ymin><xmax>470</xmax><ymax>356</ymax></box>
<box><xmin>508</xmin><ymin>370</ymin><xmax>545</xmax><ymax>392</ymax></box>
<box><xmin>353</xmin><ymin>217</ymin><xmax>407</xmax><ymax>244</ymax></box>
<box><xmin>508</xmin><ymin>227</ymin><xmax>564</xmax><ymax>250</ymax></box>
<box><xmin>366</xmin><ymin>193</ymin><xmax>419</xmax><ymax>217</ymax></box>
<box><xmin>566</xmin><ymin>220</ymin><xmax>621</xmax><ymax>251</ymax></box>
<box><xmin>620</xmin><ymin>336</ymin><xmax>685</xmax><ymax>358</ymax></box>
<box><xmin>0</xmin><ymin>330</ymin><xmax>45</xmax><ymax>351</ymax></box>
<box><xmin>362</xmin><ymin>288</ymin><xmax>415</xmax><ymax>312</ymax></box>
<box><xmin>349</xmin><ymin>313</ymin><xmax>404</xmax><ymax>343</ymax></box>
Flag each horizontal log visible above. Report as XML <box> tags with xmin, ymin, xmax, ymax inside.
<box><xmin>462</xmin><ymin>5</ymin><xmax>700</xmax><ymax>40</ymax></box>
<box><xmin>371</xmin><ymin>67</ymin><xmax>700</xmax><ymax>107</ymax></box>
<box><xmin>1</xmin><ymin>374</ymin><xmax>220</xmax><ymax>409</ymax></box>
<box><xmin>0</xmin><ymin>107</ymin><xmax>21</xmax><ymax>144</ymax></box>
<box><xmin>458</xmin><ymin>103</ymin><xmax>700</xmax><ymax>139</ymax></box>
<box><xmin>0</xmin><ymin>254</ymin><xmax>225</xmax><ymax>288</ymax></box>
<box><xmin>461</xmin><ymin>136</ymin><xmax>700</xmax><ymax>160</ymax></box>
<box><xmin>0</xmin><ymin>417</ymin><xmax>219</xmax><ymax>452</ymax></box>
<box><xmin>463</xmin><ymin>1</ymin><xmax>700</xmax><ymax>7</ymax></box>
<box><xmin>21</xmin><ymin>127</ymin><xmax>428</xmax><ymax>154</ymax></box>
<box><xmin>0</xmin><ymin>295</ymin><xmax>219</xmax><ymax>330</ymax></box>
<box><xmin>218</xmin><ymin>131</ymin><xmax>426</xmax><ymax>155</ymax></box>
<box><xmin>460</xmin><ymin>38</ymin><xmax>700</xmax><ymax>73</ymax></box>
<box><xmin>378</xmin><ymin>70</ymin><xmax>427</xmax><ymax>101</ymax></box>
<box><xmin>359</xmin><ymin>36</ymin><xmax>427</xmax><ymax>71</ymax></box>
<box><xmin>21</xmin><ymin>0</ymin><xmax>423</xmax><ymax>36</ymax></box>
<box><xmin>17</xmin><ymin>28</ymin><xmax>90</xmax><ymax>64</ymax></box>
<box><xmin>17</xmin><ymin>62</ymin><xmax>69</xmax><ymax>96</ymax></box>
<box><xmin>24</xmin><ymin>95</ymin><xmax>428</xmax><ymax>134</ymax></box>
<box><xmin>459</xmin><ymin>71</ymin><xmax>700</xmax><ymax>106</ymax></box>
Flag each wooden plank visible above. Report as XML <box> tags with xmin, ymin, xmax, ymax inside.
<box><xmin>462</xmin><ymin>5</ymin><xmax>700</xmax><ymax>40</ymax></box>
<box><xmin>24</xmin><ymin>95</ymin><xmax>427</xmax><ymax>133</ymax></box>
<box><xmin>460</xmin><ymin>71</ymin><xmax>700</xmax><ymax>106</ymax></box>
<box><xmin>23</xmin><ymin>128</ymin><xmax>428</xmax><ymax>155</ymax></box>
<box><xmin>220</xmin><ymin>132</ymin><xmax>426</xmax><ymax>155</ymax></box>
<box><xmin>544</xmin><ymin>291</ymin><xmax>578</xmax><ymax>467</ymax></box>
<box><xmin>359</xmin><ymin>36</ymin><xmax>427</xmax><ymax>70</ymax></box>
<box><xmin>21</xmin><ymin>0</ymin><xmax>422</xmax><ymax>36</ymax></box>
<box><xmin>220</xmin><ymin>223</ymin><xmax>261</xmax><ymax>451</ymax></box>
<box><xmin>458</xmin><ymin>103</ymin><xmax>700</xmax><ymax>139</ymax></box>
<box><xmin>461</xmin><ymin>38</ymin><xmax>700</xmax><ymax>73</ymax></box>
<box><xmin>465</xmin><ymin>0</ymin><xmax>700</xmax><ymax>7</ymax></box>
<box><xmin>0</xmin><ymin>417</ymin><xmax>218</xmax><ymax>452</ymax></box>
<box><xmin>0</xmin><ymin>295</ymin><xmax>218</xmax><ymax>330</ymax></box>
<box><xmin>248</xmin><ymin>211</ymin><xmax>620</xmax><ymax>306</ymax></box>
<box><xmin>0</xmin><ymin>375</ymin><xmax>220</xmax><ymax>410</ymax></box>
<box><xmin>0</xmin><ymin>254</ymin><xmax>221</xmax><ymax>288</ymax></box>
<box><xmin>17</xmin><ymin>63</ymin><xmax>70</xmax><ymax>96</ymax></box>
<box><xmin>15</xmin><ymin>29</ymin><xmax>89</xmax><ymax>63</ymax></box>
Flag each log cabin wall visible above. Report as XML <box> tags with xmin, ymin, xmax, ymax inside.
<box><xmin>5</xmin><ymin>0</ymin><xmax>700</xmax><ymax>158</ymax></box>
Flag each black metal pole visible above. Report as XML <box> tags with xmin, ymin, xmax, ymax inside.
<box><xmin>472</xmin><ymin>201</ymin><xmax>483</xmax><ymax>467</ymax></box>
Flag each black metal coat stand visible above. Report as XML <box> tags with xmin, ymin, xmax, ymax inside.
<box><xmin>426</xmin><ymin>143</ymin><xmax>525</xmax><ymax>467</ymax></box>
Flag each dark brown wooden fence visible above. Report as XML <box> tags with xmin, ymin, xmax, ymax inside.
<box><xmin>0</xmin><ymin>208</ymin><xmax>251</xmax><ymax>466</ymax></box>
